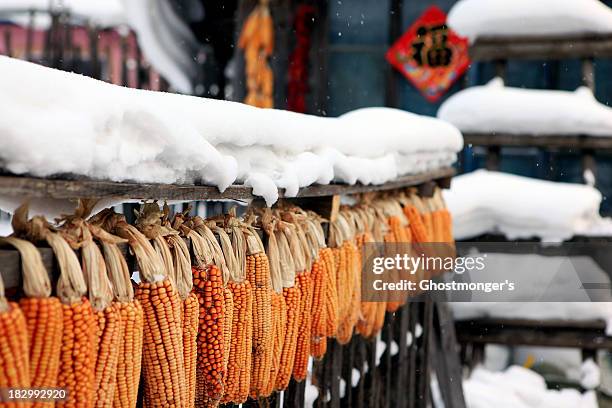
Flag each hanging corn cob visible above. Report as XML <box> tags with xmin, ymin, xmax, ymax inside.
<box><xmin>109</xmin><ymin>209</ymin><xmax>185</xmax><ymax>408</ymax></box>
<box><xmin>211</xmin><ymin>224</ymin><xmax>239</xmax><ymax>400</ymax></box>
<box><xmin>331</xmin><ymin>213</ymin><xmax>360</xmax><ymax>345</ymax></box>
<box><xmin>215</xmin><ymin>218</ymin><xmax>253</xmax><ymax>404</ymax></box>
<box><xmin>89</xmin><ymin>211</ymin><xmax>144</xmax><ymax>408</ymax></box>
<box><xmin>48</xmin><ymin>226</ymin><xmax>98</xmax><ymax>407</ymax></box>
<box><xmin>13</xmin><ymin>209</ymin><xmax>99</xmax><ymax>408</ymax></box>
<box><xmin>288</xmin><ymin>218</ymin><xmax>315</xmax><ymax>381</ymax></box>
<box><xmin>28</xmin><ymin>217</ymin><xmax>97</xmax><ymax>408</ymax></box>
<box><xmin>353</xmin><ymin>208</ymin><xmax>379</xmax><ymax>339</ymax></box>
<box><xmin>163</xmin><ymin>212</ymin><xmax>198</xmax><ymax>408</ymax></box>
<box><xmin>189</xmin><ymin>218</ymin><xmax>228</xmax><ymax>407</ymax></box>
<box><xmin>239</xmin><ymin>0</ymin><xmax>274</xmax><ymax>108</ymax></box>
<box><xmin>0</xmin><ymin>231</ymin><xmax>62</xmax><ymax>408</ymax></box>
<box><xmin>59</xmin><ymin>203</ymin><xmax>123</xmax><ymax>408</ymax></box>
<box><xmin>301</xmin><ymin>215</ymin><xmax>330</xmax><ymax>359</ymax></box>
<box><xmin>0</xmin><ymin>260</ymin><xmax>31</xmax><ymax>408</ymax></box>
<box><xmin>264</xmin><ymin>216</ymin><xmax>299</xmax><ymax>391</ymax></box>
<box><xmin>240</xmin><ymin>221</ymin><xmax>273</xmax><ymax>398</ymax></box>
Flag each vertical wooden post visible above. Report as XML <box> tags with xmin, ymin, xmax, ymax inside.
<box><xmin>386</xmin><ymin>0</ymin><xmax>404</xmax><ymax>108</ymax></box>
<box><xmin>582</xmin><ymin>57</ymin><xmax>597</xmax><ymax>186</ymax></box>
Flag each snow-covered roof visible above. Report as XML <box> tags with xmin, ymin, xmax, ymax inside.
<box><xmin>443</xmin><ymin>170</ymin><xmax>604</xmax><ymax>241</ymax></box>
<box><xmin>0</xmin><ymin>56</ymin><xmax>463</xmax><ymax>206</ymax></box>
<box><xmin>448</xmin><ymin>0</ymin><xmax>612</xmax><ymax>42</ymax></box>
<box><xmin>437</xmin><ymin>78</ymin><xmax>612</xmax><ymax>137</ymax></box>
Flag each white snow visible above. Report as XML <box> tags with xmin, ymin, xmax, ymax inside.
<box><xmin>443</xmin><ymin>170</ymin><xmax>604</xmax><ymax>241</ymax></box>
<box><xmin>464</xmin><ymin>365</ymin><xmax>598</xmax><ymax>408</ymax></box>
<box><xmin>448</xmin><ymin>0</ymin><xmax>612</xmax><ymax>42</ymax></box>
<box><xmin>0</xmin><ymin>56</ymin><xmax>462</xmax><ymax>207</ymax></box>
<box><xmin>580</xmin><ymin>358</ymin><xmax>601</xmax><ymax>390</ymax></box>
<box><xmin>438</xmin><ymin>78</ymin><xmax>612</xmax><ymax>137</ymax></box>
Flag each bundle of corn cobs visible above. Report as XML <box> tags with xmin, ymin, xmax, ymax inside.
<box><xmin>0</xmin><ymin>188</ymin><xmax>454</xmax><ymax>407</ymax></box>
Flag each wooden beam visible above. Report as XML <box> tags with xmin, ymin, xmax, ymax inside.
<box><xmin>470</xmin><ymin>33</ymin><xmax>612</xmax><ymax>61</ymax></box>
<box><xmin>463</xmin><ymin>133</ymin><xmax>612</xmax><ymax>150</ymax></box>
<box><xmin>0</xmin><ymin>168</ymin><xmax>456</xmax><ymax>201</ymax></box>
<box><xmin>455</xmin><ymin>318</ymin><xmax>612</xmax><ymax>350</ymax></box>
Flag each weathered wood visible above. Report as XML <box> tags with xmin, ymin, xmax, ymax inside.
<box><xmin>485</xmin><ymin>146</ymin><xmax>500</xmax><ymax>171</ymax></box>
<box><xmin>582</xmin><ymin>58</ymin><xmax>595</xmax><ymax>91</ymax></box>
<box><xmin>455</xmin><ymin>318</ymin><xmax>612</xmax><ymax>350</ymax></box>
<box><xmin>416</xmin><ymin>297</ymin><xmax>433</xmax><ymax>408</ymax></box>
<box><xmin>430</xmin><ymin>293</ymin><xmax>466</xmax><ymax>408</ymax></box>
<box><xmin>470</xmin><ymin>33</ymin><xmax>612</xmax><ymax>61</ymax></box>
<box><xmin>463</xmin><ymin>133</ymin><xmax>612</xmax><ymax>149</ymax></box>
<box><xmin>0</xmin><ymin>168</ymin><xmax>455</xmax><ymax>201</ymax></box>
<box><xmin>395</xmin><ymin>305</ymin><xmax>410</xmax><ymax>408</ymax></box>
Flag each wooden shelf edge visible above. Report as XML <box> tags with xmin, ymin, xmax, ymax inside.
<box><xmin>470</xmin><ymin>33</ymin><xmax>612</xmax><ymax>61</ymax></box>
<box><xmin>0</xmin><ymin>167</ymin><xmax>456</xmax><ymax>201</ymax></box>
<box><xmin>463</xmin><ymin>133</ymin><xmax>612</xmax><ymax>149</ymax></box>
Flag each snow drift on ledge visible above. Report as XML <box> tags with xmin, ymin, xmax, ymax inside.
<box><xmin>0</xmin><ymin>56</ymin><xmax>462</xmax><ymax>207</ymax></box>
<box><xmin>443</xmin><ymin>170</ymin><xmax>604</xmax><ymax>241</ymax></box>
<box><xmin>437</xmin><ymin>78</ymin><xmax>612</xmax><ymax>136</ymax></box>
<box><xmin>448</xmin><ymin>0</ymin><xmax>612</xmax><ymax>42</ymax></box>
<box><xmin>464</xmin><ymin>365</ymin><xmax>598</xmax><ymax>408</ymax></box>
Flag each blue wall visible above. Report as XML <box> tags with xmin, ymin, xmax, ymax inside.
<box><xmin>326</xmin><ymin>0</ymin><xmax>612</xmax><ymax>213</ymax></box>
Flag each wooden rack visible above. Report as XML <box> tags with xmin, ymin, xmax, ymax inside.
<box><xmin>470</xmin><ymin>33</ymin><xmax>612</xmax><ymax>61</ymax></box>
<box><xmin>454</xmin><ymin>234</ymin><xmax>612</xmax><ymax>373</ymax></box>
<box><xmin>464</xmin><ymin>33</ymin><xmax>612</xmax><ymax>179</ymax></box>
<box><xmin>0</xmin><ymin>168</ymin><xmax>465</xmax><ymax>408</ymax></box>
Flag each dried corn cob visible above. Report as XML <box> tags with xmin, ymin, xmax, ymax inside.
<box><xmin>12</xmin><ymin>207</ymin><xmax>97</xmax><ymax>408</ymax></box>
<box><xmin>221</xmin><ymin>280</ymin><xmax>253</xmax><ymax>404</ymax></box>
<box><xmin>89</xmin><ymin>215</ymin><xmax>144</xmax><ymax>408</ymax></box>
<box><xmin>115</xmin><ymin>215</ymin><xmax>185</xmax><ymax>408</ymax></box>
<box><xmin>60</xmin><ymin>203</ymin><xmax>127</xmax><ymax>408</ymax></box>
<box><xmin>293</xmin><ymin>269</ymin><xmax>313</xmax><ymax>381</ymax></box>
<box><xmin>320</xmin><ymin>247</ymin><xmax>338</xmax><ymax>338</ymax></box>
<box><xmin>0</xmin><ymin>236</ymin><xmax>62</xmax><ymax>408</ymax></box>
<box><xmin>0</xmin><ymin>256</ymin><xmax>31</xmax><ymax>408</ymax></box>
<box><xmin>243</xmin><ymin>228</ymin><xmax>273</xmax><ymax>398</ymax></box>
<box><xmin>264</xmin><ymin>291</ymin><xmax>286</xmax><ymax>396</ymax></box>
<box><xmin>165</xmin><ymin>220</ymin><xmax>198</xmax><ymax>408</ymax></box>
<box><xmin>190</xmin><ymin>220</ymin><xmax>230</xmax><ymax>406</ymax></box>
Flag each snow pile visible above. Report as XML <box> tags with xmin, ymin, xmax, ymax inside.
<box><xmin>464</xmin><ymin>365</ymin><xmax>598</xmax><ymax>408</ymax></box>
<box><xmin>438</xmin><ymin>78</ymin><xmax>612</xmax><ymax>136</ymax></box>
<box><xmin>448</xmin><ymin>0</ymin><xmax>612</xmax><ymax>42</ymax></box>
<box><xmin>443</xmin><ymin>170</ymin><xmax>603</xmax><ymax>241</ymax></box>
<box><xmin>0</xmin><ymin>56</ymin><xmax>462</xmax><ymax>206</ymax></box>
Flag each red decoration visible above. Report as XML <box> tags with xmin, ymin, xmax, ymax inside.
<box><xmin>386</xmin><ymin>6</ymin><xmax>470</xmax><ymax>103</ymax></box>
<box><xmin>287</xmin><ymin>5</ymin><xmax>315</xmax><ymax>113</ymax></box>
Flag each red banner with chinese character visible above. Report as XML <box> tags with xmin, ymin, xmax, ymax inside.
<box><xmin>386</xmin><ymin>6</ymin><xmax>470</xmax><ymax>102</ymax></box>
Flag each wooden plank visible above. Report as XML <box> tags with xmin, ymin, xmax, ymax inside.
<box><xmin>463</xmin><ymin>133</ymin><xmax>612</xmax><ymax>149</ymax></box>
<box><xmin>470</xmin><ymin>33</ymin><xmax>612</xmax><ymax>61</ymax></box>
<box><xmin>329</xmin><ymin>340</ymin><xmax>342</xmax><ymax>408</ymax></box>
<box><xmin>0</xmin><ymin>168</ymin><xmax>455</xmax><ymax>201</ymax></box>
<box><xmin>416</xmin><ymin>296</ymin><xmax>433</xmax><ymax>408</ymax></box>
<box><xmin>455</xmin><ymin>319</ymin><xmax>612</xmax><ymax>350</ymax></box>
<box><xmin>395</xmin><ymin>305</ymin><xmax>410</xmax><ymax>408</ymax></box>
